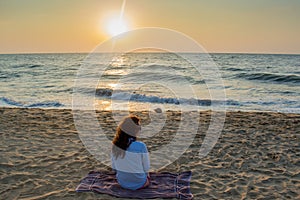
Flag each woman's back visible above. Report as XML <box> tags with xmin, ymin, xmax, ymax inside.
<box><xmin>112</xmin><ymin>141</ymin><xmax>150</xmax><ymax>190</ymax></box>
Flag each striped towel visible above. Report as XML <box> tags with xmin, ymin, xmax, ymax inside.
<box><xmin>76</xmin><ymin>170</ymin><xmax>193</xmax><ymax>199</ymax></box>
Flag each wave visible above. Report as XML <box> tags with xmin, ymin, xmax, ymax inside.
<box><xmin>137</xmin><ymin>64</ymin><xmax>184</xmax><ymax>71</ymax></box>
<box><xmin>234</xmin><ymin>72</ymin><xmax>300</xmax><ymax>84</ymax></box>
<box><xmin>224</xmin><ymin>67</ymin><xmax>245</xmax><ymax>72</ymax></box>
<box><xmin>294</xmin><ymin>71</ymin><xmax>300</xmax><ymax>75</ymax></box>
<box><xmin>27</xmin><ymin>101</ymin><xmax>64</xmax><ymax>108</ymax></box>
<box><xmin>12</xmin><ymin>64</ymin><xmax>42</xmax><ymax>69</ymax></box>
<box><xmin>95</xmin><ymin>88</ymin><xmax>239</xmax><ymax>106</ymax></box>
<box><xmin>0</xmin><ymin>72</ymin><xmax>21</xmax><ymax>79</ymax></box>
<box><xmin>107</xmin><ymin>71</ymin><xmax>205</xmax><ymax>85</ymax></box>
<box><xmin>0</xmin><ymin>97</ymin><xmax>64</xmax><ymax>108</ymax></box>
<box><xmin>0</xmin><ymin>75</ymin><xmax>9</xmax><ymax>79</ymax></box>
<box><xmin>0</xmin><ymin>97</ymin><xmax>24</xmax><ymax>107</ymax></box>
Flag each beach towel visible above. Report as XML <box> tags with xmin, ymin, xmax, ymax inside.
<box><xmin>76</xmin><ymin>170</ymin><xmax>193</xmax><ymax>199</ymax></box>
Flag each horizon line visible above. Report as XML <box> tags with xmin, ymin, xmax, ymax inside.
<box><xmin>0</xmin><ymin>51</ymin><xmax>299</xmax><ymax>56</ymax></box>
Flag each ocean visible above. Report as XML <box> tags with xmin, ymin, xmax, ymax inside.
<box><xmin>0</xmin><ymin>53</ymin><xmax>299</xmax><ymax>113</ymax></box>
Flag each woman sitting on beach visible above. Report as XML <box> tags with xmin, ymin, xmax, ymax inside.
<box><xmin>111</xmin><ymin>115</ymin><xmax>150</xmax><ymax>190</ymax></box>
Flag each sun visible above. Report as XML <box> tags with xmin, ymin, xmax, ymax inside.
<box><xmin>106</xmin><ymin>17</ymin><xmax>129</xmax><ymax>37</ymax></box>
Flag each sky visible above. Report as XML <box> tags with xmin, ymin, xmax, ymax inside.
<box><xmin>0</xmin><ymin>0</ymin><xmax>299</xmax><ymax>54</ymax></box>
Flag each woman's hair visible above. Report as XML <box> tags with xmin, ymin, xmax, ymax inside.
<box><xmin>112</xmin><ymin>115</ymin><xmax>141</xmax><ymax>159</ymax></box>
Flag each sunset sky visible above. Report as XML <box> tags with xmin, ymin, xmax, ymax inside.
<box><xmin>0</xmin><ymin>0</ymin><xmax>299</xmax><ymax>54</ymax></box>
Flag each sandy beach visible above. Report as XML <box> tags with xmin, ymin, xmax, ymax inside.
<box><xmin>0</xmin><ymin>107</ymin><xmax>299</xmax><ymax>199</ymax></box>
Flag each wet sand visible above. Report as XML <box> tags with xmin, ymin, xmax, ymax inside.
<box><xmin>0</xmin><ymin>107</ymin><xmax>299</xmax><ymax>199</ymax></box>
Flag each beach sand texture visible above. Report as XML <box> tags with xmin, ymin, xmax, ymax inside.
<box><xmin>0</xmin><ymin>108</ymin><xmax>299</xmax><ymax>199</ymax></box>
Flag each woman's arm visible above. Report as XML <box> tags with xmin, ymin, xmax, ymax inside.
<box><xmin>111</xmin><ymin>155</ymin><xmax>117</xmax><ymax>172</ymax></box>
<box><xmin>142</xmin><ymin>144</ymin><xmax>150</xmax><ymax>172</ymax></box>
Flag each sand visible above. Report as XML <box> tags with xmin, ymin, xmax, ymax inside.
<box><xmin>0</xmin><ymin>107</ymin><xmax>299</xmax><ymax>199</ymax></box>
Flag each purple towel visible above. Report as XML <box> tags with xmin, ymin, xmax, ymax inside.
<box><xmin>76</xmin><ymin>170</ymin><xmax>193</xmax><ymax>199</ymax></box>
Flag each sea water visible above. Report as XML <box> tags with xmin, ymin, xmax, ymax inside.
<box><xmin>0</xmin><ymin>53</ymin><xmax>299</xmax><ymax>113</ymax></box>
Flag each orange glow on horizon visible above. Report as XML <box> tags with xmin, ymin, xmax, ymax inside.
<box><xmin>0</xmin><ymin>1</ymin><xmax>299</xmax><ymax>54</ymax></box>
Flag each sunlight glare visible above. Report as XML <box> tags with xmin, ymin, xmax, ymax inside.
<box><xmin>106</xmin><ymin>17</ymin><xmax>128</xmax><ymax>37</ymax></box>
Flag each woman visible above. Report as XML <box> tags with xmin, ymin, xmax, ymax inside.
<box><xmin>111</xmin><ymin>115</ymin><xmax>150</xmax><ymax>190</ymax></box>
